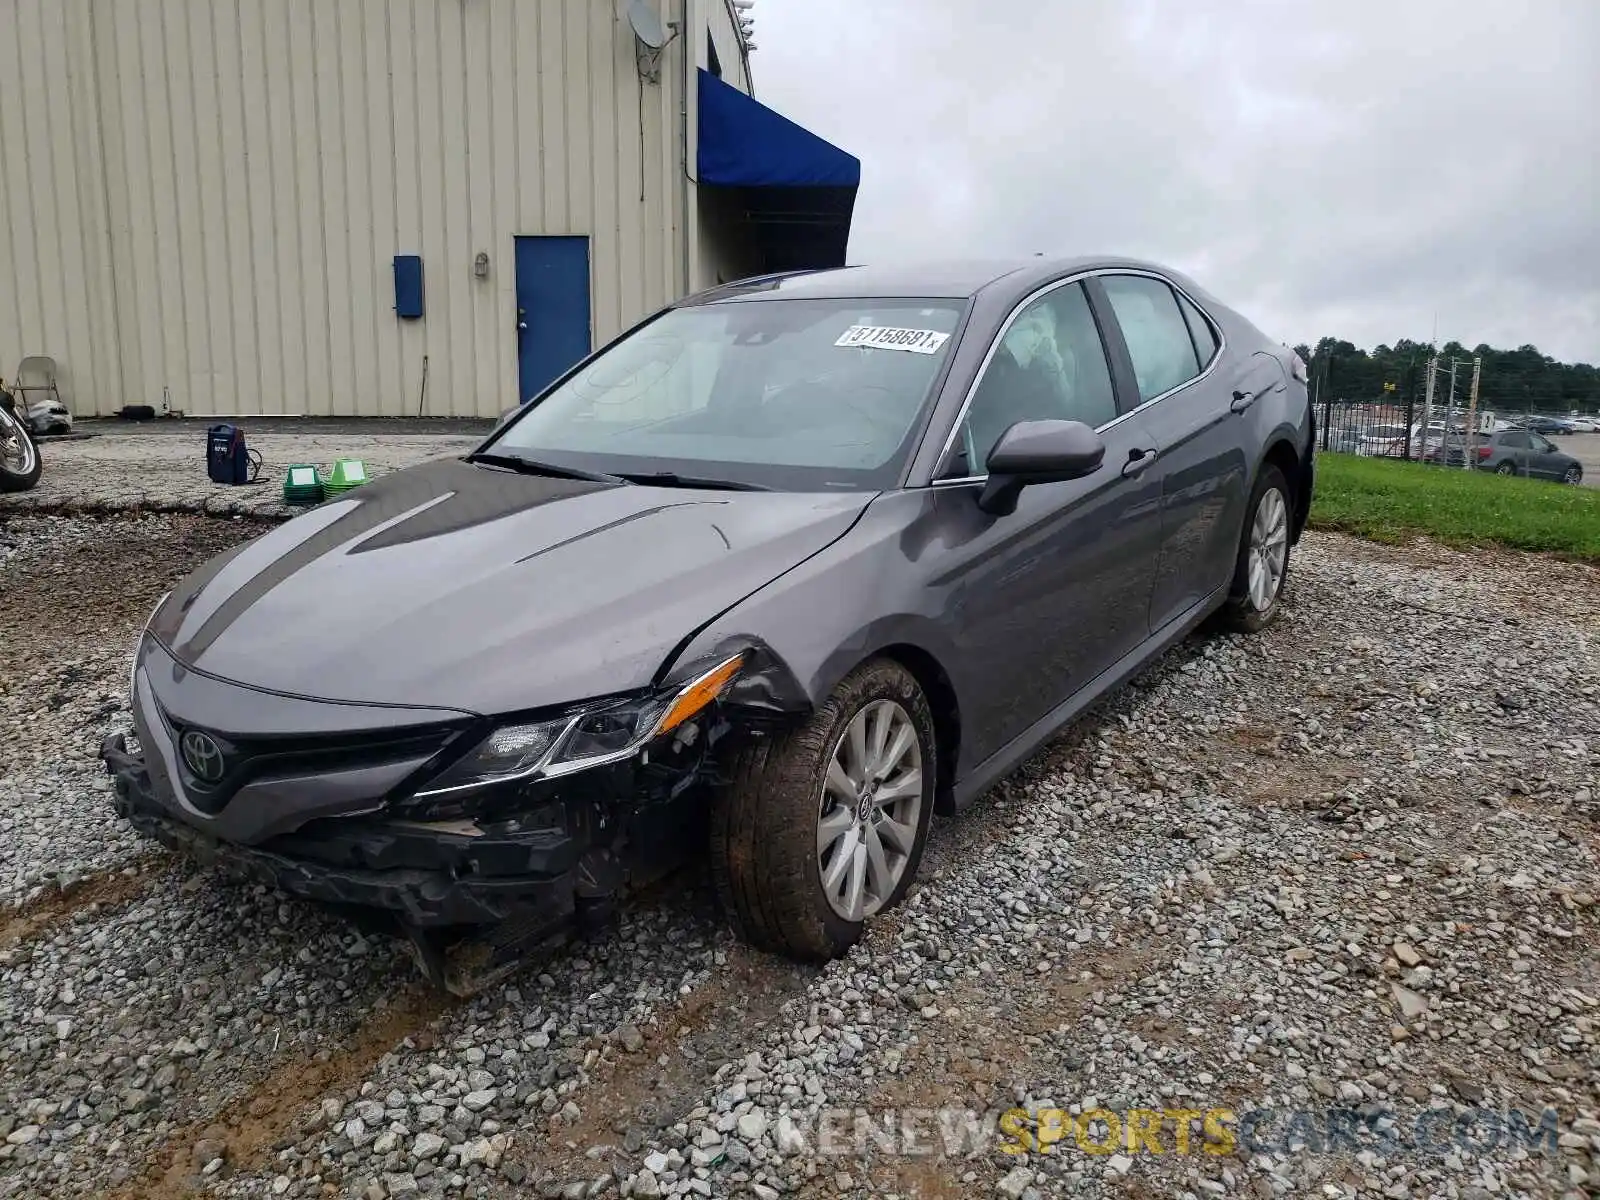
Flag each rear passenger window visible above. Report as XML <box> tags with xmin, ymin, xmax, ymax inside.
<box><xmin>1176</xmin><ymin>292</ymin><xmax>1219</xmax><ymax>367</ymax></box>
<box><xmin>1101</xmin><ymin>275</ymin><xmax>1201</xmax><ymax>401</ymax></box>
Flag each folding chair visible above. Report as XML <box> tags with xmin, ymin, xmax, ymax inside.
<box><xmin>12</xmin><ymin>355</ymin><xmax>65</xmax><ymax>413</ymax></box>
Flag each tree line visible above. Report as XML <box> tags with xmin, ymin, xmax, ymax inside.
<box><xmin>1290</xmin><ymin>337</ymin><xmax>1600</xmax><ymax>415</ymax></box>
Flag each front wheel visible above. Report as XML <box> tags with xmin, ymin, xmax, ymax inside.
<box><xmin>1564</xmin><ymin>465</ymin><xmax>1583</xmax><ymax>486</ymax></box>
<box><xmin>0</xmin><ymin>408</ymin><xmax>42</xmax><ymax>493</ymax></box>
<box><xmin>1219</xmin><ymin>464</ymin><xmax>1293</xmax><ymax>634</ymax></box>
<box><xmin>710</xmin><ymin>658</ymin><xmax>936</xmax><ymax>961</ymax></box>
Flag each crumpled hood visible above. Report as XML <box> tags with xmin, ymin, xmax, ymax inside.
<box><xmin>150</xmin><ymin>457</ymin><xmax>872</xmax><ymax>714</ymax></box>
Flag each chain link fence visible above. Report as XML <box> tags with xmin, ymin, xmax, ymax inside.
<box><xmin>1315</xmin><ymin>356</ymin><xmax>1500</xmax><ymax>469</ymax></box>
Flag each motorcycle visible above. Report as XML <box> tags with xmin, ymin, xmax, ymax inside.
<box><xmin>0</xmin><ymin>386</ymin><xmax>43</xmax><ymax>492</ymax></box>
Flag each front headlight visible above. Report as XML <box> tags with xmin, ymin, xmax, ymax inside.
<box><xmin>413</xmin><ymin>653</ymin><xmax>745</xmax><ymax>797</ymax></box>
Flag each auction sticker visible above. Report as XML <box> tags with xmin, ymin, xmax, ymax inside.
<box><xmin>835</xmin><ymin>325</ymin><xmax>951</xmax><ymax>354</ymax></box>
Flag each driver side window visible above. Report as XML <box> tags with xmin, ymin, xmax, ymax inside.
<box><xmin>946</xmin><ymin>281</ymin><xmax>1117</xmax><ymax>477</ymax></box>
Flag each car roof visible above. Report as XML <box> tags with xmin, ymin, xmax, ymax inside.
<box><xmin>678</xmin><ymin>255</ymin><xmax>1206</xmax><ymax>305</ymax></box>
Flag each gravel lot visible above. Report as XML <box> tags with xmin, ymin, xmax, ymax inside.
<box><xmin>14</xmin><ymin>424</ymin><xmax>477</xmax><ymax>519</ymax></box>
<box><xmin>1</xmin><ymin>506</ymin><xmax>1597</xmax><ymax>1200</ymax></box>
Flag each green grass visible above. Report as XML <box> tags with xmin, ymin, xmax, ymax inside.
<box><xmin>1309</xmin><ymin>452</ymin><xmax>1600</xmax><ymax>560</ymax></box>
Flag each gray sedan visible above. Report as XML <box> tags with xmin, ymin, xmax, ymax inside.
<box><xmin>102</xmin><ymin>256</ymin><xmax>1316</xmax><ymax>992</ymax></box>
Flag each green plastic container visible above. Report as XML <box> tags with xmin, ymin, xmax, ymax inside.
<box><xmin>282</xmin><ymin>463</ymin><xmax>325</xmax><ymax>506</ymax></box>
<box><xmin>323</xmin><ymin>458</ymin><xmax>370</xmax><ymax>496</ymax></box>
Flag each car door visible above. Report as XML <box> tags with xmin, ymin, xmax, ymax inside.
<box><xmin>1093</xmin><ymin>272</ymin><xmax>1251</xmax><ymax>635</ymax></box>
<box><xmin>1527</xmin><ymin>431</ymin><xmax>1564</xmax><ymax>479</ymax></box>
<box><xmin>927</xmin><ymin>279</ymin><xmax>1165</xmax><ymax>764</ymax></box>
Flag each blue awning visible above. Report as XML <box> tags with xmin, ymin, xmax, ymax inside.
<box><xmin>697</xmin><ymin>69</ymin><xmax>861</xmax><ymax>189</ymax></box>
<box><xmin>696</xmin><ymin>69</ymin><xmax>859</xmax><ymax>272</ymax></box>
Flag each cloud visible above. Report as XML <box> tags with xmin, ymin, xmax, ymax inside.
<box><xmin>747</xmin><ymin>0</ymin><xmax>1600</xmax><ymax>362</ymax></box>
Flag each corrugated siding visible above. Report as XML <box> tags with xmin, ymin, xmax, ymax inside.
<box><xmin>0</xmin><ymin>0</ymin><xmax>694</xmax><ymax>417</ymax></box>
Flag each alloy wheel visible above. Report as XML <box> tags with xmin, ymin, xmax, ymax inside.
<box><xmin>816</xmin><ymin>699</ymin><xmax>923</xmax><ymax>922</ymax></box>
<box><xmin>0</xmin><ymin>412</ymin><xmax>36</xmax><ymax>477</ymax></box>
<box><xmin>1565</xmin><ymin>466</ymin><xmax>1582</xmax><ymax>486</ymax></box>
<box><xmin>1247</xmin><ymin>487</ymin><xmax>1289</xmax><ymax>612</ymax></box>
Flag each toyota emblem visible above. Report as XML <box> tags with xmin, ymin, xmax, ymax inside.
<box><xmin>180</xmin><ymin>730</ymin><xmax>226</xmax><ymax>784</ymax></box>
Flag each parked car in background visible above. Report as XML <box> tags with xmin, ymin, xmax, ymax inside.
<box><xmin>1325</xmin><ymin>425</ymin><xmax>1363</xmax><ymax>454</ymax></box>
<box><xmin>1421</xmin><ymin>435</ymin><xmax>1471</xmax><ymax>468</ymax></box>
<box><xmin>1358</xmin><ymin>423</ymin><xmax>1411</xmax><ymax>457</ymax></box>
<box><xmin>1475</xmin><ymin>429</ymin><xmax>1584</xmax><ymax>483</ymax></box>
<box><xmin>101</xmin><ymin>255</ymin><xmax>1316</xmax><ymax>994</ymax></box>
<box><xmin>1565</xmin><ymin>416</ymin><xmax>1598</xmax><ymax>433</ymax></box>
<box><xmin>1526</xmin><ymin>416</ymin><xmax>1575</xmax><ymax>436</ymax></box>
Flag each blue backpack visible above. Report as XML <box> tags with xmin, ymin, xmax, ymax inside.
<box><xmin>206</xmin><ymin>423</ymin><xmax>261</xmax><ymax>485</ymax></box>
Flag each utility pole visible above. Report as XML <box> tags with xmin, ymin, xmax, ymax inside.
<box><xmin>1419</xmin><ymin>354</ymin><xmax>1437</xmax><ymax>460</ymax></box>
<box><xmin>1463</xmin><ymin>356</ymin><xmax>1482</xmax><ymax>469</ymax></box>
<box><xmin>1439</xmin><ymin>357</ymin><xmax>1459</xmax><ymax>459</ymax></box>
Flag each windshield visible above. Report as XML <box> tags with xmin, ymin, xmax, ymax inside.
<box><xmin>487</xmin><ymin>297</ymin><xmax>965</xmax><ymax>491</ymax></box>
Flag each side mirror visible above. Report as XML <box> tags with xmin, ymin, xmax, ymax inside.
<box><xmin>977</xmin><ymin>419</ymin><xmax>1106</xmax><ymax>516</ymax></box>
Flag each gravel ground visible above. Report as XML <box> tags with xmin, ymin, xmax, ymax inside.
<box><xmin>4</xmin><ymin>429</ymin><xmax>476</xmax><ymax>520</ymax></box>
<box><xmin>1</xmin><ymin>509</ymin><xmax>1597</xmax><ymax>1200</ymax></box>
<box><xmin>0</xmin><ymin>513</ymin><xmax>275</xmax><ymax>907</ymax></box>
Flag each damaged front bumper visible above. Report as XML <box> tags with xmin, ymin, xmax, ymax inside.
<box><xmin>101</xmin><ymin>731</ymin><xmax>586</xmax><ymax>927</ymax></box>
<box><xmin>100</xmin><ymin>631</ymin><xmax>767</xmax><ymax>993</ymax></box>
<box><xmin>100</xmin><ymin>729</ymin><xmax>709</xmax><ymax>993</ymax></box>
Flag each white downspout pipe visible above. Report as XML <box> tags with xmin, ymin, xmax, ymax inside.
<box><xmin>680</xmin><ymin>0</ymin><xmax>695</xmax><ymax>299</ymax></box>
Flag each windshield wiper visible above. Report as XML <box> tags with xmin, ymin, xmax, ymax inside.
<box><xmin>465</xmin><ymin>451</ymin><xmax>626</xmax><ymax>485</ymax></box>
<box><xmin>612</xmin><ymin>471</ymin><xmax>771</xmax><ymax>492</ymax></box>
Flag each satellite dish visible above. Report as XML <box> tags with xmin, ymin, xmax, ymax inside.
<box><xmin>627</xmin><ymin>0</ymin><xmax>668</xmax><ymax>50</ymax></box>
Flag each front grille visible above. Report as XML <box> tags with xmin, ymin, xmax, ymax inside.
<box><xmin>154</xmin><ymin>704</ymin><xmax>460</xmax><ymax>812</ymax></box>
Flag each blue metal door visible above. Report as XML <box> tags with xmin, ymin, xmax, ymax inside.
<box><xmin>515</xmin><ymin>236</ymin><xmax>592</xmax><ymax>403</ymax></box>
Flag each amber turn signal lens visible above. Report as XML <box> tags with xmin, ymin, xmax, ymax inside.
<box><xmin>655</xmin><ymin>654</ymin><xmax>745</xmax><ymax>736</ymax></box>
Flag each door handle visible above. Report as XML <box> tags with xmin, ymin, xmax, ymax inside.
<box><xmin>1121</xmin><ymin>447</ymin><xmax>1158</xmax><ymax>478</ymax></box>
<box><xmin>1230</xmin><ymin>387</ymin><xmax>1260</xmax><ymax>414</ymax></box>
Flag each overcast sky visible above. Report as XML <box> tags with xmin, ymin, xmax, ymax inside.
<box><xmin>747</xmin><ymin>0</ymin><xmax>1600</xmax><ymax>364</ymax></box>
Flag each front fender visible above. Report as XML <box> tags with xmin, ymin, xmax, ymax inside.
<box><xmin>659</xmin><ymin>492</ymin><xmax>969</xmax><ymax>729</ymax></box>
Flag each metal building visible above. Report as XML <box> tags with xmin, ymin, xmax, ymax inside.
<box><xmin>0</xmin><ymin>0</ymin><xmax>860</xmax><ymax>418</ymax></box>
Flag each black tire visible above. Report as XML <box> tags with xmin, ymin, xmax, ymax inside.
<box><xmin>1495</xmin><ymin>461</ymin><xmax>1517</xmax><ymax>476</ymax></box>
<box><xmin>1563</xmin><ymin>465</ymin><xmax>1583</xmax><ymax>486</ymax></box>
<box><xmin>0</xmin><ymin>410</ymin><xmax>42</xmax><ymax>493</ymax></box>
<box><xmin>1218</xmin><ymin>464</ymin><xmax>1293</xmax><ymax>634</ymax></box>
<box><xmin>710</xmin><ymin>658</ymin><xmax>936</xmax><ymax>962</ymax></box>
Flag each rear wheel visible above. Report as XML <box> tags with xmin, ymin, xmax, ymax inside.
<box><xmin>1219</xmin><ymin>464</ymin><xmax>1292</xmax><ymax>634</ymax></box>
<box><xmin>0</xmin><ymin>408</ymin><xmax>41</xmax><ymax>493</ymax></box>
<box><xmin>1495</xmin><ymin>460</ymin><xmax>1517</xmax><ymax>476</ymax></box>
<box><xmin>710</xmin><ymin>658</ymin><xmax>936</xmax><ymax>961</ymax></box>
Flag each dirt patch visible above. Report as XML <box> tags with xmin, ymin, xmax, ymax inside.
<box><xmin>103</xmin><ymin>984</ymin><xmax>457</xmax><ymax>1200</ymax></box>
<box><xmin>516</xmin><ymin>944</ymin><xmax>814</xmax><ymax>1184</ymax></box>
<box><xmin>1018</xmin><ymin>942</ymin><xmax>1171</xmax><ymax>1027</ymax></box>
<box><xmin>1182</xmin><ymin>723</ymin><xmax>1373</xmax><ymax>812</ymax></box>
<box><xmin>0</xmin><ymin>857</ymin><xmax>169</xmax><ymax>951</ymax></box>
<box><xmin>799</xmin><ymin>1156</ymin><xmax>972</xmax><ymax>1199</ymax></box>
<box><xmin>857</xmin><ymin>943</ymin><xmax>1173</xmax><ymax>1136</ymax></box>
